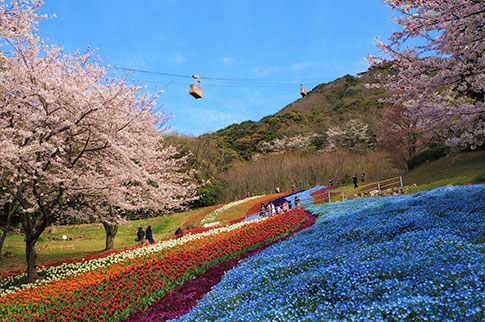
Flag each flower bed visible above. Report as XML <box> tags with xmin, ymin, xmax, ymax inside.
<box><xmin>0</xmin><ymin>243</ymin><xmax>152</xmax><ymax>281</ymax></box>
<box><xmin>122</xmin><ymin>213</ymin><xmax>317</xmax><ymax>322</ymax></box>
<box><xmin>0</xmin><ymin>221</ymin><xmax>250</xmax><ymax>296</ymax></box>
<box><xmin>0</xmin><ymin>209</ymin><xmax>308</xmax><ymax>321</ymax></box>
<box><xmin>181</xmin><ymin>204</ymin><xmax>227</xmax><ymax>228</ymax></box>
<box><xmin>310</xmin><ymin>185</ymin><xmax>341</xmax><ymax>204</ymax></box>
<box><xmin>201</xmin><ymin>195</ymin><xmax>262</xmax><ymax>226</ymax></box>
<box><xmin>170</xmin><ymin>185</ymin><xmax>485</xmax><ymax>321</ymax></box>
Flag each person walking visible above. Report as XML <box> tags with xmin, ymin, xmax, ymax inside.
<box><xmin>361</xmin><ymin>173</ymin><xmax>366</xmax><ymax>182</ymax></box>
<box><xmin>145</xmin><ymin>225</ymin><xmax>155</xmax><ymax>244</ymax></box>
<box><xmin>353</xmin><ymin>174</ymin><xmax>358</xmax><ymax>188</ymax></box>
<box><xmin>175</xmin><ymin>227</ymin><xmax>184</xmax><ymax>238</ymax></box>
<box><xmin>328</xmin><ymin>179</ymin><xmax>333</xmax><ymax>187</ymax></box>
<box><xmin>294</xmin><ymin>196</ymin><xmax>300</xmax><ymax>208</ymax></box>
<box><xmin>260</xmin><ymin>203</ymin><xmax>266</xmax><ymax>217</ymax></box>
<box><xmin>136</xmin><ymin>226</ymin><xmax>145</xmax><ymax>245</ymax></box>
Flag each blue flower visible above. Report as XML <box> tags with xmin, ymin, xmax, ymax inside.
<box><xmin>170</xmin><ymin>185</ymin><xmax>485</xmax><ymax>322</ymax></box>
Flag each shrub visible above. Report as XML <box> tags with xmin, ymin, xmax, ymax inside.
<box><xmin>407</xmin><ymin>145</ymin><xmax>450</xmax><ymax>169</ymax></box>
<box><xmin>192</xmin><ymin>182</ymin><xmax>223</xmax><ymax>207</ymax></box>
<box><xmin>471</xmin><ymin>173</ymin><xmax>485</xmax><ymax>184</ymax></box>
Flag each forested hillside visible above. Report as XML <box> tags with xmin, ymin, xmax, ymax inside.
<box><xmin>201</xmin><ymin>65</ymin><xmax>389</xmax><ymax>161</ymax></box>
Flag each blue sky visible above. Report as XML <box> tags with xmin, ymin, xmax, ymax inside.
<box><xmin>38</xmin><ymin>0</ymin><xmax>398</xmax><ymax>136</ymax></box>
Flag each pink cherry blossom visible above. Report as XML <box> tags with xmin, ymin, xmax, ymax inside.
<box><xmin>368</xmin><ymin>0</ymin><xmax>485</xmax><ymax>148</ymax></box>
<box><xmin>0</xmin><ymin>0</ymin><xmax>197</xmax><ymax>281</ymax></box>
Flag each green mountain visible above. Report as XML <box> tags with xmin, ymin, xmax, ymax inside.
<box><xmin>200</xmin><ymin>65</ymin><xmax>389</xmax><ymax>161</ymax></box>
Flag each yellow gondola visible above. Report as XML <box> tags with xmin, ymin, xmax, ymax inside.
<box><xmin>189</xmin><ymin>75</ymin><xmax>202</xmax><ymax>99</ymax></box>
<box><xmin>300</xmin><ymin>83</ymin><xmax>307</xmax><ymax>97</ymax></box>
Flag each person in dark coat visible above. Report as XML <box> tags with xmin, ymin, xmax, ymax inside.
<box><xmin>175</xmin><ymin>227</ymin><xmax>184</xmax><ymax>238</ymax></box>
<box><xmin>145</xmin><ymin>225</ymin><xmax>155</xmax><ymax>244</ymax></box>
<box><xmin>136</xmin><ymin>226</ymin><xmax>145</xmax><ymax>245</ymax></box>
<box><xmin>353</xmin><ymin>174</ymin><xmax>358</xmax><ymax>188</ymax></box>
<box><xmin>361</xmin><ymin>173</ymin><xmax>366</xmax><ymax>182</ymax></box>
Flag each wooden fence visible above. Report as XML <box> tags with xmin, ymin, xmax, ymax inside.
<box><xmin>346</xmin><ymin>176</ymin><xmax>403</xmax><ymax>199</ymax></box>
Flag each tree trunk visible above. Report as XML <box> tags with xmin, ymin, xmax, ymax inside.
<box><xmin>0</xmin><ymin>228</ymin><xmax>7</xmax><ymax>260</ymax></box>
<box><xmin>0</xmin><ymin>202</ymin><xmax>17</xmax><ymax>260</ymax></box>
<box><xmin>25</xmin><ymin>234</ymin><xmax>39</xmax><ymax>282</ymax></box>
<box><xmin>22</xmin><ymin>209</ymin><xmax>48</xmax><ymax>283</ymax></box>
<box><xmin>103</xmin><ymin>221</ymin><xmax>118</xmax><ymax>251</ymax></box>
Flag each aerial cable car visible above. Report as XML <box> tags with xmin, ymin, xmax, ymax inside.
<box><xmin>189</xmin><ymin>75</ymin><xmax>202</xmax><ymax>99</ymax></box>
<box><xmin>300</xmin><ymin>83</ymin><xmax>307</xmax><ymax>97</ymax></box>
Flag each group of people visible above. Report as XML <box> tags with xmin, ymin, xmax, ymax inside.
<box><xmin>136</xmin><ymin>225</ymin><xmax>185</xmax><ymax>245</ymax></box>
<box><xmin>259</xmin><ymin>201</ymin><xmax>287</xmax><ymax>217</ymax></box>
<box><xmin>136</xmin><ymin>225</ymin><xmax>155</xmax><ymax>245</ymax></box>
<box><xmin>259</xmin><ymin>195</ymin><xmax>300</xmax><ymax>217</ymax></box>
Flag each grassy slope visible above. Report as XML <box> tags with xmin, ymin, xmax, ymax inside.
<box><xmin>1</xmin><ymin>150</ymin><xmax>484</xmax><ymax>273</ymax></box>
<box><xmin>403</xmin><ymin>150</ymin><xmax>485</xmax><ymax>192</ymax></box>
<box><xmin>327</xmin><ymin>150</ymin><xmax>485</xmax><ymax>195</ymax></box>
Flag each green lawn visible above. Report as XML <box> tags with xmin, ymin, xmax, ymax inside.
<box><xmin>0</xmin><ymin>211</ymin><xmax>189</xmax><ymax>272</ymax></box>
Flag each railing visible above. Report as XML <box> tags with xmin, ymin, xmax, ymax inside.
<box><xmin>347</xmin><ymin>176</ymin><xmax>403</xmax><ymax>198</ymax></box>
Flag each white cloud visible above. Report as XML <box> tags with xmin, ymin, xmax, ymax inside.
<box><xmin>170</xmin><ymin>107</ymin><xmax>243</xmax><ymax>136</ymax></box>
<box><xmin>291</xmin><ymin>61</ymin><xmax>316</xmax><ymax>71</ymax></box>
<box><xmin>188</xmin><ymin>107</ymin><xmax>240</xmax><ymax>123</ymax></box>
<box><xmin>174</xmin><ymin>52</ymin><xmax>186</xmax><ymax>64</ymax></box>
<box><xmin>222</xmin><ymin>56</ymin><xmax>238</xmax><ymax>66</ymax></box>
<box><xmin>248</xmin><ymin>65</ymin><xmax>283</xmax><ymax>78</ymax></box>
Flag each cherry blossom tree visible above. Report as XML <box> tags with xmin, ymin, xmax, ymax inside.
<box><xmin>377</xmin><ymin>105</ymin><xmax>424</xmax><ymax>167</ymax></box>
<box><xmin>0</xmin><ymin>0</ymin><xmax>196</xmax><ymax>281</ymax></box>
<box><xmin>0</xmin><ymin>0</ymin><xmax>46</xmax><ymax>42</ymax></box>
<box><xmin>368</xmin><ymin>0</ymin><xmax>485</xmax><ymax>148</ymax></box>
<box><xmin>325</xmin><ymin>119</ymin><xmax>376</xmax><ymax>152</ymax></box>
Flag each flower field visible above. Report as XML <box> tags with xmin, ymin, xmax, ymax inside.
<box><xmin>0</xmin><ymin>209</ymin><xmax>308</xmax><ymax>321</ymax></box>
<box><xmin>2</xmin><ymin>184</ymin><xmax>483</xmax><ymax>321</ymax></box>
<box><xmin>169</xmin><ymin>185</ymin><xmax>485</xmax><ymax>321</ymax></box>
<box><xmin>121</xmin><ymin>214</ymin><xmax>317</xmax><ymax>322</ymax></box>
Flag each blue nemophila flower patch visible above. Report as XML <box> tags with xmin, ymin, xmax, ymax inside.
<box><xmin>171</xmin><ymin>185</ymin><xmax>485</xmax><ymax>321</ymax></box>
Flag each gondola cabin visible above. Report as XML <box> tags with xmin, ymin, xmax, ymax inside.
<box><xmin>300</xmin><ymin>86</ymin><xmax>307</xmax><ymax>97</ymax></box>
<box><xmin>300</xmin><ymin>87</ymin><xmax>307</xmax><ymax>97</ymax></box>
<box><xmin>189</xmin><ymin>83</ymin><xmax>202</xmax><ymax>99</ymax></box>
